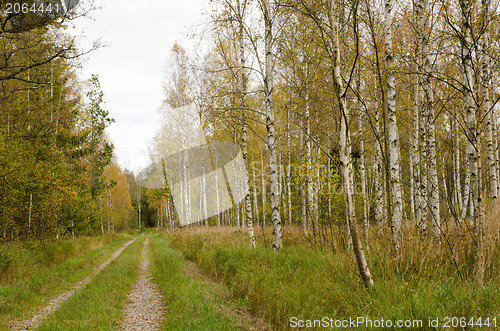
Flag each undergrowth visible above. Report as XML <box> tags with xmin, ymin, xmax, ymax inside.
<box><xmin>166</xmin><ymin>225</ymin><xmax>499</xmax><ymax>330</ymax></box>
<box><xmin>0</xmin><ymin>233</ymin><xmax>128</xmax><ymax>285</ymax></box>
<box><xmin>149</xmin><ymin>232</ymin><xmax>239</xmax><ymax>330</ymax></box>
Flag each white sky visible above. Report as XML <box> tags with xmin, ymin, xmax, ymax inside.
<box><xmin>70</xmin><ymin>0</ymin><xmax>211</xmax><ymax>173</ymax></box>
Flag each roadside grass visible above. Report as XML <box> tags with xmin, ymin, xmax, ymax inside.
<box><xmin>166</xmin><ymin>226</ymin><xmax>499</xmax><ymax>330</ymax></box>
<box><xmin>36</xmin><ymin>233</ymin><xmax>146</xmax><ymax>331</ymax></box>
<box><xmin>0</xmin><ymin>233</ymin><xmax>130</xmax><ymax>285</ymax></box>
<box><xmin>149</xmin><ymin>232</ymin><xmax>241</xmax><ymax>331</ymax></box>
<box><xmin>0</xmin><ymin>233</ymin><xmax>133</xmax><ymax>329</ymax></box>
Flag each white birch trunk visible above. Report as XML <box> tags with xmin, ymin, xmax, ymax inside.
<box><xmin>384</xmin><ymin>0</ymin><xmax>403</xmax><ymax>250</ymax></box>
<box><xmin>460</xmin><ymin>0</ymin><xmax>478</xmax><ymax>231</ymax></box>
<box><xmin>454</xmin><ymin>118</ymin><xmax>463</xmax><ymax>215</ymax></box>
<box><xmin>328</xmin><ymin>154</ymin><xmax>332</xmax><ymax>219</ymax></box>
<box><xmin>287</xmin><ymin>106</ymin><xmax>292</xmax><ymax>226</ymax></box>
<box><xmin>237</xmin><ymin>0</ymin><xmax>256</xmax><ymax>246</ymax></box>
<box><xmin>357</xmin><ymin>99</ymin><xmax>369</xmax><ymax>247</ymax></box>
<box><xmin>252</xmin><ymin>159</ymin><xmax>259</xmax><ymax>226</ymax></box>
<box><xmin>201</xmin><ymin>159</ymin><xmax>208</xmax><ymax>226</ymax></box>
<box><xmin>374</xmin><ymin>109</ymin><xmax>385</xmax><ymax>230</ymax></box>
<box><xmin>412</xmin><ymin>73</ymin><xmax>422</xmax><ymax>226</ymax></box>
<box><xmin>300</xmin><ymin>120</ymin><xmax>307</xmax><ymax>234</ymax></box>
<box><xmin>215</xmin><ymin>157</ymin><xmax>221</xmax><ymax>227</ymax></box>
<box><xmin>481</xmin><ymin>17</ymin><xmax>497</xmax><ymax>206</ymax></box>
<box><xmin>494</xmin><ymin>108</ymin><xmax>500</xmax><ymax>200</ymax></box>
<box><xmin>418</xmin><ymin>77</ymin><xmax>428</xmax><ymax>232</ymax></box>
<box><xmin>329</xmin><ymin>0</ymin><xmax>373</xmax><ymax>287</ymax></box>
<box><xmin>261</xmin><ymin>148</ymin><xmax>266</xmax><ymax>227</ymax></box>
<box><xmin>262</xmin><ymin>0</ymin><xmax>282</xmax><ymax>249</ymax></box>
<box><xmin>416</xmin><ymin>0</ymin><xmax>440</xmax><ymax>238</ymax></box>
<box><xmin>461</xmin><ymin>143</ymin><xmax>471</xmax><ymax>221</ymax></box>
<box><xmin>306</xmin><ymin>94</ymin><xmax>313</xmax><ymax>234</ymax></box>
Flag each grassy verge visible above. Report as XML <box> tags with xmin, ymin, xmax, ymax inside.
<box><xmin>166</xmin><ymin>226</ymin><xmax>500</xmax><ymax>330</ymax></box>
<box><xmin>36</xmin><ymin>233</ymin><xmax>146</xmax><ymax>330</ymax></box>
<box><xmin>0</xmin><ymin>233</ymin><xmax>131</xmax><ymax>285</ymax></box>
<box><xmin>0</xmin><ymin>233</ymin><xmax>133</xmax><ymax>328</ymax></box>
<box><xmin>149</xmin><ymin>231</ymin><xmax>240</xmax><ymax>330</ymax></box>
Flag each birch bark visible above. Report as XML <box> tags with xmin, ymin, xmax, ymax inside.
<box><xmin>460</xmin><ymin>0</ymin><xmax>478</xmax><ymax>234</ymax></box>
<box><xmin>237</xmin><ymin>0</ymin><xmax>256</xmax><ymax>247</ymax></box>
<box><xmin>415</xmin><ymin>0</ymin><xmax>440</xmax><ymax>238</ymax></box>
<box><xmin>384</xmin><ymin>0</ymin><xmax>403</xmax><ymax>250</ymax></box>
<box><xmin>262</xmin><ymin>0</ymin><xmax>282</xmax><ymax>249</ymax></box>
<box><xmin>328</xmin><ymin>0</ymin><xmax>373</xmax><ymax>287</ymax></box>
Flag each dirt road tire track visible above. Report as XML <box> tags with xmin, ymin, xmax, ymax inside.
<box><xmin>10</xmin><ymin>237</ymin><xmax>138</xmax><ymax>331</ymax></box>
<box><xmin>120</xmin><ymin>235</ymin><xmax>164</xmax><ymax>330</ymax></box>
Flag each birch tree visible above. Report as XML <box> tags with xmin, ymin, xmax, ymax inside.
<box><xmin>328</xmin><ymin>0</ymin><xmax>374</xmax><ymax>287</ymax></box>
<box><xmin>415</xmin><ymin>0</ymin><xmax>440</xmax><ymax>239</ymax></box>
<box><xmin>384</xmin><ymin>0</ymin><xmax>403</xmax><ymax>251</ymax></box>
<box><xmin>235</xmin><ymin>0</ymin><xmax>256</xmax><ymax>247</ymax></box>
<box><xmin>261</xmin><ymin>0</ymin><xmax>283</xmax><ymax>250</ymax></box>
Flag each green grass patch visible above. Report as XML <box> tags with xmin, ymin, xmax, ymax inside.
<box><xmin>167</xmin><ymin>227</ymin><xmax>500</xmax><ymax>330</ymax></box>
<box><xmin>36</xmin><ymin>233</ymin><xmax>146</xmax><ymax>330</ymax></box>
<box><xmin>0</xmin><ymin>233</ymin><xmax>128</xmax><ymax>285</ymax></box>
<box><xmin>149</xmin><ymin>232</ymin><xmax>240</xmax><ymax>330</ymax></box>
<box><xmin>0</xmin><ymin>234</ymin><xmax>133</xmax><ymax>329</ymax></box>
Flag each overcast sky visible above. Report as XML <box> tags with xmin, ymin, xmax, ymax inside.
<box><xmin>70</xmin><ymin>0</ymin><xmax>210</xmax><ymax>173</ymax></box>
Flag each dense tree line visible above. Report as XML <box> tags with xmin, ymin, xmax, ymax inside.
<box><xmin>0</xmin><ymin>9</ymin><xmax>133</xmax><ymax>240</ymax></box>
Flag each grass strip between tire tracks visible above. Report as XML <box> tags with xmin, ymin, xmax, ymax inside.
<box><xmin>0</xmin><ymin>234</ymin><xmax>135</xmax><ymax>329</ymax></box>
<box><xmin>149</xmin><ymin>232</ymin><xmax>240</xmax><ymax>331</ymax></box>
<box><xmin>35</xmin><ymin>233</ymin><xmax>146</xmax><ymax>330</ymax></box>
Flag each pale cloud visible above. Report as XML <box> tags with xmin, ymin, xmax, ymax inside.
<box><xmin>71</xmin><ymin>0</ymin><xmax>210</xmax><ymax>172</ymax></box>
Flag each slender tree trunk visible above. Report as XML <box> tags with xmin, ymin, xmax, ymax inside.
<box><xmin>454</xmin><ymin>118</ymin><xmax>463</xmax><ymax>215</ymax></box>
<box><xmin>418</xmin><ymin>74</ymin><xmax>429</xmax><ymax>232</ymax></box>
<box><xmin>262</xmin><ymin>0</ymin><xmax>282</xmax><ymax>249</ymax></box>
<box><xmin>461</xmin><ymin>143</ymin><xmax>471</xmax><ymax>221</ymax></box>
<box><xmin>300</xmin><ymin>120</ymin><xmax>307</xmax><ymax>234</ymax></box>
<box><xmin>474</xmin><ymin>145</ymin><xmax>486</xmax><ymax>282</ymax></box>
<box><xmin>481</xmin><ymin>6</ymin><xmax>497</xmax><ymax>206</ymax></box>
<box><xmin>384</xmin><ymin>0</ymin><xmax>403</xmax><ymax>251</ymax></box>
<box><xmin>135</xmin><ymin>177</ymin><xmax>141</xmax><ymax>230</ymax></box>
<box><xmin>287</xmin><ymin>106</ymin><xmax>292</xmax><ymax>226</ymax></box>
<box><xmin>306</xmin><ymin>93</ymin><xmax>313</xmax><ymax>234</ymax></box>
<box><xmin>215</xmin><ymin>157</ymin><xmax>221</xmax><ymax>227</ymax></box>
<box><xmin>416</xmin><ymin>0</ymin><xmax>440</xmax><ymax>238</ymax></box>
<box><xmin>328</xmin><ymin>152</ymin><xmax>332</xmax><ymax>219</ymax></box>
<box><xmin>329</xmin><ymin>0</ymin><xmax>373</xmax><ymax>287</ymax></box>
<box><xmin>412</xmin><ymin>72</ymin><xmax>422</xmax><ymax>225</ymax></box>
<box><xmin>252</xmin><ymin>158</ymin><xmax>259</xmax><ymax>226</ymax></box>
<box><xmin>261</xmin><ymin>148</ymin><xmax>266</xmax><ymax>227</ymax></box>
<box><xmin>494</xmin><ymin>108</ymin><xmax>500</xmax><ymax>201</ymax></box>
<box><xmin>237</xmin><ymin>0</ymin><xmax>256</xmax><ymax>247</ymax></box>
<box><xmin>374</xmin><ymin>109</ymin><xmax>385</xmax><ymax>230</ymax></box>
<box><xmin>28</xmin><ymin>193</ymin><xmax>32</xmax><ymax>237</ymax></box>
<box><xmin>100</xmin><ymin>200</ymin><xmax>104</xmax><ymax>235</ymax></box>
<box><xmin>461</xmin><ymin>0</ymin><xmax>478</xmax><ymax>232</ymax></box>
<box><xmin>357</xmin><ymin>96</ymin><xmax>369</xmax><ymax>247</ymax></box>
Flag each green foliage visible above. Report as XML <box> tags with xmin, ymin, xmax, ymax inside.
<box><xmin>84</xmin><ymin>75</ymin><xmax>115</xmax><ymax>199</ymax></box>
<box><xmin>0</xmin><ymin>43</ymin><xmax>122</xmax><ymax>239</ymax></box>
